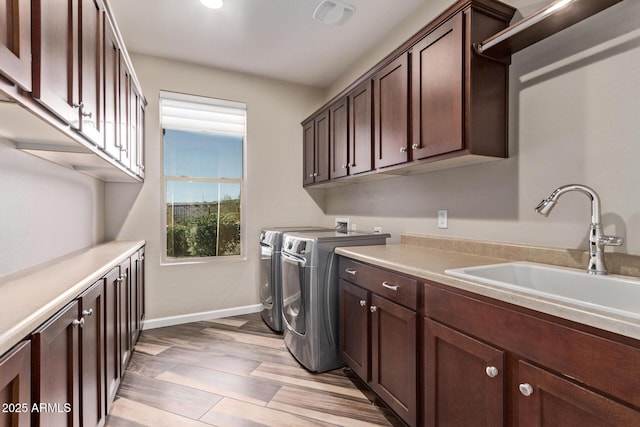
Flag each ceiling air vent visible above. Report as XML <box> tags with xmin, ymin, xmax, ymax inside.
<box><xmin>313</xmin><ymin>0</ymin><xmax>355</xmax><ymax>26</ymax></box>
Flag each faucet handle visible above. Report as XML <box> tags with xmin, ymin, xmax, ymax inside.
<box><xmin>600</xmin><ymin>235</ymin><xmax>623</xmax><ymax>246</ymax></box>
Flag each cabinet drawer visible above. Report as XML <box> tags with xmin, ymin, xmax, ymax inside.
<box><xmin>340</xmin><ymin>258</ymin><xmax>417</xmax><ymax>310</ymax></box>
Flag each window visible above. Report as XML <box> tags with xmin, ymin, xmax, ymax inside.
<box><xmin>160</xmin><ymin>91</ymin><xmax>246</xmax><ymax>261</ymax></box>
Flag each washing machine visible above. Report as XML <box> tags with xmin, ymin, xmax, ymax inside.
<box><xmin>280</xmin><ymin>230</ymin><xmax>390</xmax><ymax>372</ymax></box>
<box><xmin>259</xmin><ymin>226</ymin><xmax>330</xmax><ymax>332</ymax></box>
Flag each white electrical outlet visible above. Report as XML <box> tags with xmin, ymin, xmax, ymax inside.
<box><xmin>438</xmin><ymin>210</ymin><xmax>448</xmax><ymax>229</ymax></box>
<box><xmin>373</xmin><ymin>226</ymin><xmax>382</xmax><ymax>234</ymax></box>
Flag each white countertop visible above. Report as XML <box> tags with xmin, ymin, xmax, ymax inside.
<box><xmin>0</xmin><ymin>240</ymin><xmax>145</xmax><ymax>356</ymax></box>
<box><xmin>336</xmin><ymin>244</ymin><xmax>640</xmax><ymax>341</ymax></box>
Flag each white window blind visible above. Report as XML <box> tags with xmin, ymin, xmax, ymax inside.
<box><xmin>160</xmin><ymin>91</ymin><xmax>246</xmax><ymax>136</ymax></box>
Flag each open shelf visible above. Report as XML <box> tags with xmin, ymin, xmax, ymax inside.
<box><xmin>475</xmin><ymin>0</ymin><xmax>623</xmax><ymax>60</ymax></box>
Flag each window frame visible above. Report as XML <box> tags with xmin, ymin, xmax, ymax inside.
<box><xmin>159</xmin><ymin>91</ymin><xmax>247</xmax><ymax>265</ymax></box>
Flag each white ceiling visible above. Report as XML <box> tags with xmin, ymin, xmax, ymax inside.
<box><xmin>108</xmin><ymin>0</ymin><xmax>425</xmax><ymax>88</ymax></box>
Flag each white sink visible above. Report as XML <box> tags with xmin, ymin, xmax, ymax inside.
<box><xmin>445</xmin><ymin>262</ymin><xmax>640</xmax><ymax>320</ymax></box>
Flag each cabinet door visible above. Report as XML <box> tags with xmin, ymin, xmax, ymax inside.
<box><xmin>373</xmin><ymin>53</ymin><xmax>409</xmax><ymax>169</ymax></box>
<box><xmin>370</xmin><ymin>293</ymin><xmax>416</xmax><ymax>426</ymax></box>
<box><xmin>129</xmin><ymin>84</ymin><xmax>141</xmax><ymax>177</ymax></box>
<box><xmin>329</xmin><ymin>98</ymin><xmax>349</xmax><ymax>179</ymax></box>
<box><xmin>348</xmin><ymin>80</ymin><xmax>373</xmax><ymax>175</ymax></box>
<box><xmin>423</xmin><ymin>319</ymin><xmax>504</xmax><ymax>427</ymax></box>
<box><xmin>411</xmin><ymin>13</ymin><xmax>463</xmax><ymax>160</ymax></box>
<box><xmin>103</xmin><ymin>266</ymin><xmax>120</xmax><ymax>411</ymax></box>
<box><xmin>32</xmin><ymin>0</ymin><xmax>80</xmax><ymax>127</ymax></box>
<box><xmin>32</xmin><ymin>300</ymin><xmax>81</xmax><ymax>427</ymax></box>
<box><xmin>338</xmin><ymin>280</ymin><xmax>369</xmax><ymax>380</ymax></box>
<box><xmin>79</xmin><ymin>280</ymin><xmax>105</xmax><ymax>427</ymax></box>
<box><xmin>314</xmin><ymin>109</ymin><xmax>330</xmax><ymax>183</ymax></box>
<box><xmin>118</xmin><ymin>257</ymin><xmax>132</xmax><ymax>375</ymax></box>
<box><xmin>518</xmin><ymin>361</ymin><xmax>640</xmax><ymax>427</ymax></box>
<box><xmin>102</xmin><ymin>14</ymin><xmax>120</xmax><ymax>161</ymax></box>
<box><xmin>79</xmin><ymin>0</ymin><xmax>103</xmax><ymax>146</ymax></box>
<box><xmin>302</xmin><ymin>119</ymin><xmax>315</xmax><ymax>186</ymax></box>
<box><xmin>137</xmin><ymin>247</ymin><xmax>146</xmax><ymax>324</ymax></box>
<box><xmin>118</xmin><ymin>53</ymin><xmax>131</xmax><ymax>169</ymax></box>
<box><xmin>0</xmin><ymin>341</ymin><xmax>31</xmax><ymax>427</ymax></box>
<box><xmin>0</xmin><ymin>0</ymin><xmax>31</xmax><ymax>90</ymax></box>
<box><xmin>135</xmin><ymin>101</ymin><xmax>146</xmax><ymax>178</ymax></box>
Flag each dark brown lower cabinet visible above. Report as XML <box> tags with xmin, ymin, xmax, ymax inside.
<box><xmin>423</xmin><ymin>318</ymin><xmax>504</xmax><ymax>427</ymax></box>
<box><xmin>424</xmin><ymin>281</ymin><xmax>640</xmax><ymax>426</ymax></box>
<box><xmin>0</xmin><ymin>245</ymin><xmax>144</xmax><ymax>427</ymax></box>
<box><xmin>79</xmin><ymin>280</ymin><xmax>106</xmax><ymax>427</ymax></box>
<box><xmin>338</xmin><ymin>258</ymin><xmax>418</xmax><ymax>426</ymax></box>
<box><xmin>518</xmin><ymin>361</ymin><xmax>640</xmax><ymax>426</ymax></box>
<box><xmin>339</xmin><ymin>280</ymin><xmax>369</xmax><ymax>380</ymax></box>
<box><xmin>118</xmin><ymin>258</ymin><xmax>132</xmax><ymax>376</ymax></box>
<box><xmin>104</xmin><ymin>265</ymin><xmax>121</xmax><ymax>412</ymax></box>
<box><xmin>31</xmin><ymin>301</ymin><xmax>81</xmax><ymax>427</ymax></box>
<box><xmin>370</xmin><ymin>294</ymin><xmax>417</xmax><ymax>425</ymax></box>
<box><xmin>0</xmin><ymin>341</ymin><xmax>31</xmax><ymax>427</ymax></box>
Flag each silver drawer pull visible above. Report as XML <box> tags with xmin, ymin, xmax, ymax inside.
<box><xmin>370</xmin><ymin>306</ymin><xmax>377</xmax><ymax>312</ymax></box>
<box><xmin>344</xmin><ymin>268</ymin><xmax>357</xmax><ymax>275</ymax></box>
<box><xmin>382</xmin><ymin>281</ymin><xmax>398</xmax><ymax>291</ymax></box>
<box><xmin>72</xmin><ymin>318</ymin><xmax>85</xmax><ymax>328</ymax></box>
<box><xmin>359</xmin><ymin>300</ymin><xmax>366</xmax><ymax>307</ymax></box>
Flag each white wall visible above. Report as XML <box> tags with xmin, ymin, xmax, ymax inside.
<box><xmin>104</xmin><ymin>54</ymin><xmax>326</xmax><ymax>321</ymax></box>
<box><xmin>0</xmin><ymin>143</ymin><xmax>104</xmax><ymax>277</ymax></box>
<box><xmin>319</xmin><ymin>0</ymin><xmax>640</xmax><ymax>255</ymax></box>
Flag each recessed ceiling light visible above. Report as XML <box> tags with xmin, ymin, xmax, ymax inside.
<box><xmin>313</xmin><ymin>0</ymin><xmax>355</xmax><ymax>26</ymax></box>
<box><xmin>200</xmin><ymin>0</ymin><xmax>223</xmax><ymax>9</ymax></box>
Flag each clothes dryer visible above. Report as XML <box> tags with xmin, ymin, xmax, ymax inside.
<box><xmin>280</xmin><ymin>230</ymin><xmax>389</xmax><ymax>372</ymax></box>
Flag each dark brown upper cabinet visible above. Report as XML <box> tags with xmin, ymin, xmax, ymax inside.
<box><xmin>411</xmin><ymin>13</ymin><xmax>463</xmax><ymax>160</ymax></box>
<box><xmin>302</xmin><ymin>0</ymin><xmax>516</xmax><ymax>187</ymax></box>
<box><xmin>32</xmin><ymin>0</ymin><xmax>81</xmax><ymax>127</ymax></box>
<box><xmin>302</xmin><ymin>110</ymin><xmax>330</xmax><ymax>185</ymax></box>
<box><xmin>348</xmin><ymin>80</ymin><xmax>374</xmax><ymax>176</ymax></box>
<box><xmin>102</xmin><ymin>13</ymin><xmax>120</xmax><ymax>161</ymax></box>
<box><xmin>79</xmin><ymin>0</ymin><xmax>104</xmax><ymax>147</ymax></box>
<box><xmin>329</xmin><ymin>97</ymin><xmax>349</xmax><ymax>179</ymax></box>
<box><xmin>0</xmin><ymin>0</ymin><xmax>32</xmax><ymax>90</ymax></box>
<box><xmin>373</xmin><ymin>53</ymin><xmax>409</xmax><ymax>169</ymax></box>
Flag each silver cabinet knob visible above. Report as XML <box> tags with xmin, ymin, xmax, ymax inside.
<box><xmin>82</xmin><ymin>309</ymin><xmax>94</xmax><ymax>317</ymax></box>
<box><xmin>344</xmin><ymin>268</ymin><xmax>357</xmax><ymax>276</ymax></box>
<box><xmin>359</xmin><ymin>300</ymin><xmax>367</xmax><ymax>307</ymax></box>
<box><xmin>519</xmin><ymin>383</ymin><xmax>534</xmax><ymax>397</ymax></box>
<box><xmin>72</xmin><ymin>318</ymin><xmax>85</xmax><ymax>328</ymax></box>
<box><xmin>309</xmin><ymin>173</ymin><xmax>314</xmax><ymax>178</ymax></box>
<box><xmin>400</xmin><ymin>146</ymin><xmax>407</xmax><ymax>153</ymax></box>
<box><xmin>412</xmin><ymin>143</ymin><xmax>419</xmax><ymax>150</ymax></box>
<box><xmin>485</xmin><ymin>366</ymin><xmax>499</xmax><ymax>378</ymax></box>
<box><xmin>342</xmin><ymin>164</ymin><xmax>348</xmax><ymax>169</ymax></box>
<box><xmin>370</xmin><ymin>306</ymin><xmax>377</xmax><ymax>312</ymax></box>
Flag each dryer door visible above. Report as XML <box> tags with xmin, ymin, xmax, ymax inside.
<box><xmin>281</xmin><ymin>250</ymin><xmax>307</xmax><ymax>335</ymax></box>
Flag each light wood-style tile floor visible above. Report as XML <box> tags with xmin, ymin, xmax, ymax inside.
<box><xmin>105</xmin><ymin>313</ymin><xmax>405</xmax><ymax>426</ymax></box>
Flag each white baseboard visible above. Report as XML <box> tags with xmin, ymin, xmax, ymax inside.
<box><xmin>142</xmin><ymin>304</ymin><xmax>262</xmax><ymax>330</ymax></box>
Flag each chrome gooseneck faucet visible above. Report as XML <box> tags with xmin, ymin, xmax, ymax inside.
<box><xmin>535</xmin><ymin>184</ymin><xmax>623</xmax><ymax>275</ymax></box>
